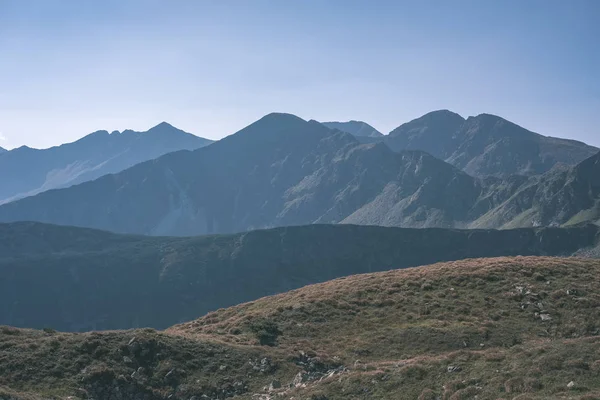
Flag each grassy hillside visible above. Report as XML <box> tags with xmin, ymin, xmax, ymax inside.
<box><xmin>1</xmin><ymin>222</ymin><xmax>599</xmax><ymax>332</ymax></box>
<box><xmin>2</xmin><ymin>257</ymin><xmax>600</xmax><ymax>399</ymax></box>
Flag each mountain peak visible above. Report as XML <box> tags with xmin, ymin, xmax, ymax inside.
<box><xmin>462</xmin><ymin>113</ymin><xmax>537</xmax><ymax>140</ymax></box>
<box><xmin>388</xmin><ymin>109</ymin><xmax>465</xmax><ymax>139</ymax></box>
<box><xmin>421</xmin><ymin>109</ymin><xmax>465</xmax><ymax>120</ymax></box>
<box><xmin>258</xmin><ymin>112</ymin><xmax>306</xmax><ymax>125</ymax></box>
<box><xmin>206</xmin><ymin>112</ymin><xmax>322</xmax><ymax>152</ymax></box>
<box><xmin>321</xmin><ymin>120</ymin><xmax>383</xmax><ymax>137</ymax></box>
<box><xmin>236</xmin><ymin>113</ymin><xmax>309</xmax><ymax>136</ymax></box>
<box><xmin>146</xmin><ymin>121</ymin><xmax>183</xmax><ymax>134</ymax></box>
<box><xmin>74</xmin><ymin>130</ymin><xmax>110</xmax><ymax>145</ymax></box>
<box><xmin>0</xmin><ymin>147</ymin><xmax>6</xmax><ymax>154</ymax></box>
<box><xmin>150</xmin><ymin>121</ymin><xmax>176</xmax><ymax>130</ymax></box>
<box><xmin>468</xmin><ymin>113</ymin><xmax>507</xmax><ymax>123</ymax></box>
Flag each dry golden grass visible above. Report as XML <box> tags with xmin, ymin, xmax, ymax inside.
<box><xmin>166</xmin><ymin>257</ymin><xmax>600</xmax><ymax>399</ymax></box>
<box><xmin>4</xmin><ymin>256</ymin><xmax>600</xmax><ymax>399</ymax></box>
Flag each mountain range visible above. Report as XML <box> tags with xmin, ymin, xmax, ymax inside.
<box><xmin>0</xmin><ymin>146</ymin><xmax>6</xmax><ymax>154</ymax></box>
<box><xmin>3</xmin><ymin>256</ymin><xmax>600</xmax><ymax>399</ymax></box>
<box><xmin>0</xmin><ymin>122</ymin><xmax>212</xmax><ymax>204</ymax></box>
<box><xmin>0</xmin><ymin>112</ymin><xmax>598</xmax><ymax>235</ymax></box>
<box><xmin>1</xmin><ymin>221</ymin><xmax>597</xmax><ymax>332</ymax></box>
<box><xmin>2</xmin><ymin>109</ymin><xmax>600</xmax><ymax>400</ymax></box>
<box><xmin>383</xmin><ymin>110</ymin><xmax>598</xmax><ymax>177</ymax></box>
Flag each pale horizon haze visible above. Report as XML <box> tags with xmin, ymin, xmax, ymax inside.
<box><xmin>1</xmin><ymin>0</ymin><xmax>599</xmax><ymax>150</ymax></box>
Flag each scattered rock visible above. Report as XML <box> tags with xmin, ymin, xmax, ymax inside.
<box><xmin>127</xmin><ymin>337</ymin><xmax>141</xmax><ymax>353</ymax></box>
<box><xmin>568</xmin><ymin>381</ymin><xmax>576</xmax><ymax>389</ymax></box>
<box><xmin>292</xmin><ymin>372</ymin><xmax>309</xmax><ymax>387</ymax></box>
<box><xmin>249</xmin><ymin>357</ymin><xmax>274</xmax><ymax>373</ymax></box>
<box><xmin>269</xmin><ymin>380</ymin><xmax>281</xmax><ymax>391</ymax></box>
<box><xmin>539</xmin><ymin>314</ymin><xmax>552</xmax><ymax>321</ymax></box>
<box><xmin>131</xmin><ymin>366</ymin><xmax>145</xmax><ymax>380</ymax></box>
<box><xmin>447</xmin><ymin>365</ymin><xmax>462</xmax><ymax>373</ymax></box>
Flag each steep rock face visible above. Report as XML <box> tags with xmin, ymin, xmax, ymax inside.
<box><xmin>321</xmin><ymin>120</ymin><xmax>383</xmax><ymax>137</ymax></box>
<box><xmin>447</xmin><ymin>114</ymin><xmax>597</xmax><ymax>177</ymax></box>
<box><xmin>0</xmin><ymin>114</ymin><xmax>488</xmax><ymax>235</ymax></box>
<box><xmin>386</xmin><ymin>111</ymin><xmax>598</xmax><ymax>177</ymax></box>
<box><xmin>0</xmin><ymin>122</ymin><xmax>212</xmax><ymax>204</ymax></box>
<box><xmin>0</xmin><ymin>222</ymin><xmax>598</xmax><ymax>331</ymax></box>
<box><xmin>474</xmin><ymin>151</ymin><xmax>600</xmax><ymax>228</ymax></box>
<box><xmin>340</xmin><ymin>150</ymin><xmax>482</xmax><ymax>228</ymax></box>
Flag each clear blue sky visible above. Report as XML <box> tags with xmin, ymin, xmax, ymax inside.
<box><xmin>1</xmin><ymin>0</ymin><xmax>598</xmax><ymax>149</ymax></box>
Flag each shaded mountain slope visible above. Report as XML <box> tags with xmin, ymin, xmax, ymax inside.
<box><xmin>3</xmin><ymin>257</ymin><xmax>600</xmax><ymax>399</ymax></box>
<box><xmin>386</xmin><ymin>109</ymin><xmax>466</xmax><ymax>159</ymax></box>
<box><xmin>473</xmin><ymin>151</ymin><xmax>600</xmax><ymax>229</ymax></box>
<box><xmin>0</xmin><ymin>222</ymin><xmax>599</xmax><ymax>332</ymax></box>
<box><xmin>386</xmin><ymin>110</ymin><xmax>598</xmax><ymax>177</ymax></box>
<box><xmin>0</xmin><ymin>122</ymin><xmax>212</xmax><ymax>204</ymax></box>
<box><xmin>321</xmin><ymin>120</ymin><xmax>383</xmax><ymax>137</ymax></box>
<box><xmin>0</xmin><ymin>146</ymin><xmax>6</xmax><ymax>153</ymax></box>
<box><xmin>0</xmin><ymin>114</ymin><xmax>491</xmax><ymax>235</ymax></box>
<box><xmin>0</xmin><ymin>113</ymin><xmax>598</xmax><ymax>234</ymax></box>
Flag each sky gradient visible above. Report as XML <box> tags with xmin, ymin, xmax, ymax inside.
<box><xmin>1</xmin><ymin>0</ymin><xmax>599</xmax><ymax>149</ymax></box>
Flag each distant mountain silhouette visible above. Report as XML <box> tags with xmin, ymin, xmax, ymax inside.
<box><xmin>0</xmin><ymin>113</ymin><xmax>598</xmax><ymax>234</ymax></box>
<box><xmin>385</xmin><ymin>110</ymin><xmax>598</xmax><ymax>177</ymax></box>
<box><xmin>0</xmin><ymin>122</ymin><xmax>212</xmax><ymax>204</ymax></box>
<box><xmin>322</xmin><ymin>120</ymin><xmax>383</xmax><ymax>137</ymax></box>
<box><xmin>0</xmin><ymin>147</ymin><xmax>6</xmax><ymax>153</ymax></box>
<box><xmin>0</xmin><ymin>113</ymin><xmax>484</xmax><ymax>234</ymax></box>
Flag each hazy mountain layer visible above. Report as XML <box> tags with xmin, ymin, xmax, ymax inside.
<box><xmin>0</xmin><ymin>114</ymin><xmax>485</xmax><ymax>235</ymax></box>
<box><xmin>0</xmin><ymin>113</ymin><xmax>598</xmax><ymax>234</ymax></box>
<box><xmin>0</xmin><ymin>122</ymin><xmax>212</xmax><ymax>204</ymax></box>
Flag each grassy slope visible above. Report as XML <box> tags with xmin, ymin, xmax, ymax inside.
<box><xmin>171</xmin><ymin>257</ymin><xmax>600</xmax><ymax>399</ymax></box>
<box><xmin>3</xmin><ymin>257</ymin><xmax>599</xmax><ymax>399</ymax></box>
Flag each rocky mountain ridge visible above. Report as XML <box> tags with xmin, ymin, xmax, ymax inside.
<box><xmin>0</xmin><ymin>113</ymin><xmax>598</xmax><ymax>235</ymax></box>
<box><xmin>0</xmin><ymin>122</ymin><xmax>212</xmax><ymax>204</ymax></box>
